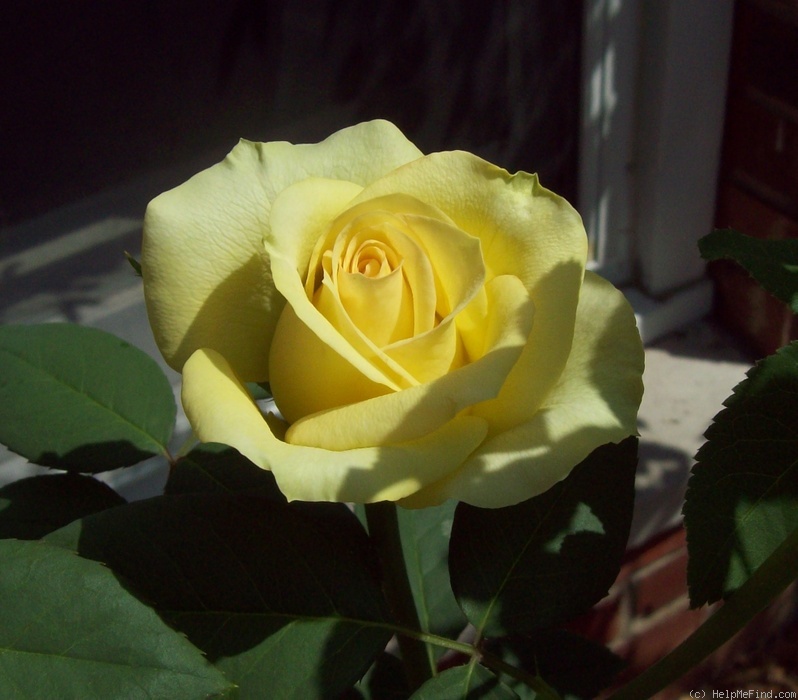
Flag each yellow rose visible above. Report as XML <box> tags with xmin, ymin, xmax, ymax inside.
<box><xmin>142</xmin><ymin>120</ymin><xmax>643</xmax><ymax>508</ymax></box>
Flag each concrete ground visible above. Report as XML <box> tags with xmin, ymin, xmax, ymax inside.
<box><xmin>0</xmin><ymin>169</ymin><xmax>754</xmax><ymax>546</ymax></box>
<box><xmin>632</xmin><ymin>321</ymin><xmax>751</xmax><ymax>547</ymax></box>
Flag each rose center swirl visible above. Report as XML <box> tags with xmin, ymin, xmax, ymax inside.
<box><xmin>345</xmin><ymin>238</ymin><xmax>399</xmax><ymax>279</ymax></box>
<box><xmin>301</xmin><ymin>198</ymin><xmax>487</xmax><ymax>392</ymax></box>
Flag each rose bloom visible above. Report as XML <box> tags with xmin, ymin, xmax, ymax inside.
<box><xmin>142</xmin><ymin>120</ymin><xmax>643</xmax><ymax>508</ymax></box>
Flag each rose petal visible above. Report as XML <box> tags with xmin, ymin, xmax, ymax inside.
<box><xmin>267</xmin><ymin>183</ymin><xmax>423</xmax><ymax>403</ymax></box>
<box><xmin>401</xmin><ymin>272</ymin><xmax>644</xmax><ymax>509</ymax></box>
<box><xmin>181</xmin><ymin>347</ymin><xmax>489</xmax><ymax>503</ymax></box>
<box><xmin>395</xmin><ymin>213</ymin><xmax>486</xmax><ymax>319</ymax></box>
<box><xmin>268</xmin><ymin>297</ymin><xmax>398</xmax><ymax>423</ymax></box>
<box><xmin>336</xmin><ymin>265</ymin><xmax>412</xmax><ymax>347</ymax></box>
<box><xmin>142</xmin><ymin>120</ymin><xmax>422</xmax><ymax>379</ymax></box>
<box><xmin>285</xmin><ymin>274</ymin><xmax>533</xmax><ymax>450</ymax></box>
<box><xmin>379</xmin><ymin>213</ymin><xmax>486</xmax><ymax>381</ymax></box>
<box><xmin>382</xmin><ymin>316</ymin><xmax>462</xmax><ymax>385</ymax></box>
<box><xmin>350</xmin><ymin>151</ymin><xmax>589</xmax><ymax>427</ymax></box>
<box><xmin>327</xmin><ymin>212</ymin><xmax>433</xmax><ymax>345</ymax></box>
<box><xmin>266</xmin><ymin>177</ymin><xmax>365</xmax><ymax>283</ymax></box>
<box><xmin>267</xmin><ymin>186</ymin><xmax>490</xmax><ymax>418</ymax></box>
<box><xmin>269</xmin><ymin>186</ymin><xmax>488</xmax><ymax>392</ymax></box>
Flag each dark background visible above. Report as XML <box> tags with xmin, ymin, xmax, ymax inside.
<box><xmin>1</xmin><ymin>0</ymin><xmax>582</xmax><ymax>236</ymax></box>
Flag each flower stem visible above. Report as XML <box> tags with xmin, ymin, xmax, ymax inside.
<box><xmin>364</xmin><ymin>501</ymin><xmax>436</xmax><ymax>690</ymax></box>
<box><xmin>479</xmin><ymin>650</ymin><xmax>564</xmax><ymax>699</ymax></box>
<box><xmin>608</xmin><ymin>525</ymin><xmax>798</xmax><ymax>700</ymax></box>
<box><xmin>372</xmin><ymin>625</ymin><xmax>562</xmax><ymax>698</ymax></box>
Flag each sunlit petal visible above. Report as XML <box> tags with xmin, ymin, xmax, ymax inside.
<box><xmin>182</xmin><ymin>347</ymin><xmax>489</xmax><ymax>504</ymax></box>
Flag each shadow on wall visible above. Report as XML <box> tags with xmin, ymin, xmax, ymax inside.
<box><xmin>1</xmin><ymin>0</ymin><xmax>582</xmax><ymax>233</ymax></box>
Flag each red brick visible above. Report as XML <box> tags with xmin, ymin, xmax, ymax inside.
<box><xmin>617</xmin><ymin>601</ymin><xmax>709</xmax><ymax>678</ymax></box>
<box><xmin>631</xmin><ymin>548</ymin><xmax>689</xmax><ymax>618</ymax></box>
<box><xmin>623</xmin><ymin>526</ymin><xmax>686</xmax><ymax>572</ymax></box>
<box><xmin>567</xmin><ymin>527</ymin><xmax>694</xmax><ymax>649</ymax></box>
<box><xmin>713</xmin><ymin>184</ymin><xmax>798</xmax><ymax>356</ymax></box>
<box><xmin>566</xmin><ymin>594</ymin><xmax>626</xmax><ymax>646</ymax></box>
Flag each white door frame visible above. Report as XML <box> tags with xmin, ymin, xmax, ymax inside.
<box><xmin>580</xmin><ymin>0</ymin><xmax>735</xmax><ymax>341</ymax></box>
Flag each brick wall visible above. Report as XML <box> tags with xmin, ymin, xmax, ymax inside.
<box><xmin>570</xmin><ymin>526</ymin><xmax>798</xmax><ymax>698</ymax></box>
<box><xmin>712</xmin><ymin>0</ymin><xmax>798</xmax><ymax>357</ymax></box>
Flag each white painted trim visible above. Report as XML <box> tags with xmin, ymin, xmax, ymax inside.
<box><xmin>634</xmin><ymin>0</ymin><xmax>734</xmax><ymax>297</ymax></box>
<box><xmin>581</xmin><ymin>0</ymin><xmax>640</xmax><ymax>285</ymax></box>
<box><xmin>625</xmin><ymin>279</ymin><xmax>714</xmax><ymax>346</ymax></box>
<box><xmin>581</xmin><ymin>0</ymin><xmax>734</xmax><ymax>328</ymax></box>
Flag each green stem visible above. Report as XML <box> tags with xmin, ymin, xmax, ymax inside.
<box><xmin>364</xmin><ymin>501</ymin><xmax>436</xmax><ymax>691</ymax></box>
<box><xmin>376</xmin><ymin>623</ymin><xmax>562</xmax><ymax>697</ymax></box>
<box><xmin>388</xmin><ymin>627</ymin><xmax>475</xmax><ymax>656</ymax></box>
<box><xmin>608</xmin><ymin>526</ymin><xmax>798</xmax><ymax>700</ymax></box>
<box><xmin>479</xmin><ymin>650</ymin><xmax>564</xmax><ymax>699</ymax></box>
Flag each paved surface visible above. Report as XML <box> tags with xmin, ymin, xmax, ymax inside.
<box><xmin>0</xmin><ymin>168</ymin><xmax>190</xmax><ymax>501</ymax></box>
<box><xmin>0</xmin><ymin>169</ymin><xmax>754</xmax><ymax>543</ymax></box>
<box><xmin>633</xmin><ymin>321</ymin><xmax>751</xmax><ymax>547</ymax></box>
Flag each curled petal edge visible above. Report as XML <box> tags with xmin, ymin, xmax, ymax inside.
<box><xmin>286</xmin><ymin>274</ymin><xmax>534</xmax><ymax>450</ymax></box>
<box><xmin>402</xmin><ymin>272</ymin><xmax>644</xmax><ymax>509</ymax></box>
<box><xmin>182</xmin><ymin>347</ymin><xmax>490</xmax><ymax>504</ymax></box>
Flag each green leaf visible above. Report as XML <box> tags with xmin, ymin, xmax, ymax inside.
<box><xmin>165</xmin><ymin>442</ymin><xmax>285</xmax><ymax>498</ymax></box>
<box><xmin>0</xmin><ymin>539</ymin><xmax>234</xmax><ymax>699</ymax></box>
<box><xmin>355</xmin><ymin>502</ymin><xmax>465</xmax><ymax>638</ymax></box>
<box><xmin>397</xmin><ymin>502</ymin><xmax>466</xmax><ymax>656</ymax></box>
<box><xmin>124</xmin><ymin>250</ymin><xmax>142</xmax><ymax>277</ymax></box>
<box><xmin>492</xmin><ymin>631</ymin><xmax>623</xmax><ymax>700</ymax></box>
<box><xmin>246</xmin><ymin>381</ymin><xmax>272</xmax><ymax>400</ymax></box>
<box><xmin>607</xmin><ymin>525</ymin><xmax>798</xmax><ymax>700</ymax></box>
<box><xmin>409</xmin><ymin>664</ymin><xmax>519</xmax><ymax>700</ymax></box>
<box><xmin>0</xmin><ymin>473</ymin><xmax>126</xmax><ymax>540</ymax></box>
<box><xmin>684</xmin><ymin>341</ymin><xmax>798</xmax><ymax>606</ymax></box>
<box><xmin>449</xmin><ymin>438</ymin><xmax>638</xmax><ymax>637</ymax></box>
<box><xmin>699</xmin><ymin>228</ymin><xmax>798</xmax><ymax>313</ymax></box>
<box><xmin>0</xmin><ymin>324</ymin><xmax>175</xmax><ymax>472</ymax></box>
<box><xmin>345</xmin><ymin>652</ymin><xmax>411</xmax><ymax>700</ymax></box>
<box><xmin>47</xmin><ymin>492</ymin><xmax>391</xmax><ymax>699</ymax></box>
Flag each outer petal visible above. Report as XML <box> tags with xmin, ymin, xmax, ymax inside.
<box><xmin>402</xmin><ymin>272</ymin><xmax>644</xmax><ymax>509</ymax></box>
<box><xmin>349</xmin><ymin>151</ymin><xmax>589</xmax><ymax>429</ymax></box>
<box><xmin>142</xmin><ymin>120</ymin><xmax>422</xmax><ymax>379</ymax></box>
<box><xmin>181</xmin><ymin>348</ymin><xmax>488</xmax><ymax>504</ymax></box>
